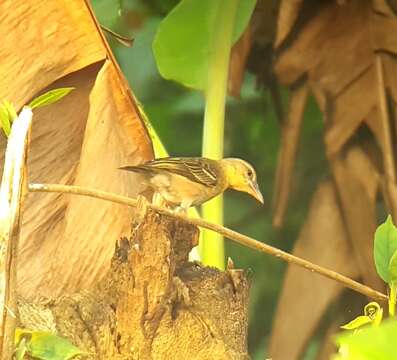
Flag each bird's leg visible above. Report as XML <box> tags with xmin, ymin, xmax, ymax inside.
<box><xmin>132</xmin><ymin>195</ymin><xmax>149</xmax><ymax>232</ymax></box>
<box><xmin>152</xmin><ymin>192</ymin><xmax>167</xmax><ymax>208</ymax></box>
<box><xmin>174</xmin><ymin>200</ymin><xmax>192</xmax><ymax>215</ymax></box>
<box><xmin>174</xmin><ymin>207</ymin><xmax>186</xmax><ymax>215</ymax></box>
<box><xmin>136</xmin><ymin>194</ymin><xmax>149</xmax><ymax>209</ymax></box>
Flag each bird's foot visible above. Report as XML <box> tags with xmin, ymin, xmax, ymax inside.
<box><xmin>152</xmin><ymin>192</ymin><xmax>168</xmax><ymax>208</ymax></box>
<box><xmin>172</xmin><ymin>276</ymin><xmax>192</xmax><ymax>306</ymax></box>
<box><xmin>133</xmin><ymin>195</ymin><xmax>150</xmax><ymax>226</ymax></box>
<box><xmin>174</xmin><ymin>200</ymin><xmax>192</xmax><ymax>215</ymax></box>
<box><xmin>174</xmin><ymin>206</ymin><xmax>188</xmax><ymax>215</ymax></box>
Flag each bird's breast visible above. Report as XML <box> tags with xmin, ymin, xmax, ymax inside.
<box><xmin>149</xmin><ymin>173</ymin><xmax>218</xmax><ymax>206</ymax></box>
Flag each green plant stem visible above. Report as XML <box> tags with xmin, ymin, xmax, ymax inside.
<box><xmin>201</xmin><ymin>0</ymin><xmax>238</xmax><ymax>269</ymax></box>
<box><xmin>389</xmin><ymin>282</ymin><xmax>396</xmax><ymax>317</ymax></box>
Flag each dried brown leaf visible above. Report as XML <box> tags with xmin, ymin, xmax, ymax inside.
<box><xmin>0</xmin><ymin>0</ymin><xmax>106</xmax><ymax>108</ymax></box>
<box><xmin>270</xmin><ymin>144</ymin><xmax>381</xmax><ymax>359</ymax></box>
<box><xmin>275</xmin><ymin>0</ymin><xmax>305</xmax><ymax>48</ymax></box>
<box><xmin>380</xmin><ymin>178</ymin><xmax>397</xmax><ymax>221</ymax></box>
<box><xmin>267</xmin><ymin>0</ymin><xmax>394</xmax><ymax>357</ymax></box>
<box><xmin>372</xmin><ymin>13</ymin><xmax>397</xmax><ymax>53</ymax></box>
<box><xmin>272</xmin><ymin>81</ymin><xmax>309</xmax><ymax>228</ymax></box>
<box><xmin>228</xmin><ymin>25</ymin><xmax>252</xmax><ymax>98</ymax></box>
<box><xmin>0</xmin><ymin>1</ymin><xmax>154</xmax><ymax>297</ymax></box>
<box><xmin>251</xmin><ymin>0</ymin><xmax>279</xmax><ymax>47</ymax></box>
<box><xmin>374</xmin><ymin>54</ymin><xmax>397</xmax><ymax>183</ymax></box>
<box><xmin>325</xmin><ymin>66</ymin><xmax>376</xmax><ymax>157</ymax></box>
<box><xmin>269</xmin><ymin>181</ymin><xmax>359</xmax><ymax>360</ymax></box>
<box><xmin>275</xmin><ymin>1</ymin><xmax>397</xmax><ymax>158</ymax></box>
<box><xmin>316</xmin><ymin>295</ymin><xmax>364</xmax><ymax>360</ymax></box>
<box><xmin>329</xmin><ymin>144</ymin><xmax>382</xmax><ymax>289</ymax></box>
<box><xmin>273</xmin><ymin>0</ymin><xmax>397</xmax><ymax>220</ymax></box>
<box><xmin>385</xmin><ymin>0</ymin><xmax>397</xmax><ymax>15</ymax></box>
<box><xmin>382</xmin><ymin>53</ymin><xmax>397</xmax><ymax>104</ymax></box>
<box><xmin>372</xmin><ymin>0</ymin><xmax>397</xmax><ymax>15</ymax></box>
<box><xmin>275</xmin><ymin>1</ymin><xmax>372</xmax><ymax>94</ymax></box>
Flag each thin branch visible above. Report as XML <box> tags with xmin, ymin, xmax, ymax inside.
<box><xmin>28</xmin><ymin>183</ymin><xmax>388</xmax><ymax>303</ymax></box>
<box><xmin>100</xmin><ymin>25</ymin><xmax>134</xmax><ymax>47</ymax></box>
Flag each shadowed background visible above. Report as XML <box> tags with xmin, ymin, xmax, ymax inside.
<box><xmin>91</xmin><ymin>1</ymin><xmax>395</xmax><ymax>359</ymax></box>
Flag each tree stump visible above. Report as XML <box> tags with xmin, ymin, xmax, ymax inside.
<box><xmin>18</xmin><ymin>200</ymin><xmax>250</xmax><ymax>359</ymax></box>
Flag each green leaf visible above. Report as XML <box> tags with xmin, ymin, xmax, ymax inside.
<box><xmin>153</xmin><ymin>0</ymin><xmax>256</xmax><ymax>90</ymax></box>
<box><xmin>0</xmin><ymin>103</ymin><xmax>11</xmax><ymax>136</ymax></box>
<box><xmin>0</xmin><ymin>100</ymin><xmax>18</xmax><ymax>137</ymax></box>
<box><xmin>364</xmin><ymin>302</ymin><xmax>383</xmax><ymax>326</ymax></box>
<box><xmin>389</xmin><ymin>250</ymin><xmax>397</xmax><ymax>283</ymax></box>
<box><xmin>28</xmin><ymin>88</ymin><xmax>74</xmax><ymax>110</ymax></box>
<box><xmin>91</xmin><ymin>0</ymin><xmax>121</xmax><ymax>29</ymax></box>
<box><xmin>340</xmin><ymin>302</ymin><xmax>383</xmax><ymax>333</ymax></box>
<box><xmin>2</xmin><ymin>100</ymin><xmax>17</xmax><ymax>122</ymax></box>
<box><xmin>341</xmin><ymin>315</ymin><xmax>372</xmax><ymax>330</ymax></box>
<box><xmin>374</xmin><ymin>215</ymin><xmax>397</xmax><ymax>283</ymax></box>
<box><xmin>231</xmin><ymin>1</ymin><xmax>256</xmax><ymax>41</ymax></box>
<box><xmin>15</xmin><ymin>336</ymin><xmax>28</xmax><ymax>360</ymax></box>
<box><xmin>335</xmin><ymin>319</ymin><xmax>397</xmax><ymax>360</ymax></box>
<box><xmin>389</xmin><ymin>282</ymin><xmax>397</xmax><ymax>317</ymax></box>
<box><xmin>15</xmin><ymin>329</ymin><xmax>84</xmax><ymax>360</ymax></box>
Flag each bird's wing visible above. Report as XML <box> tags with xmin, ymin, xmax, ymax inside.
<box><xmin>142</xmin><ymin>157</ymin><xmax>219</xmax><ymax>187</ymax></box>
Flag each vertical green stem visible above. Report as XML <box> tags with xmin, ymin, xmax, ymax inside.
<box><xmin>201</xmin><ymin>0</ymin><xmax>238</xmax><ymax>269</ymax></box>
<box><xmin>389</xmin><ymin>282</ymin><xmax>396</xmax><ymax>317</ymax></box>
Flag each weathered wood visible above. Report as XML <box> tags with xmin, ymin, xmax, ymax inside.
<box><xmin>18</xmin><ymin>201</ymin><xmax>250</xmax><ymax>359</ymax></box>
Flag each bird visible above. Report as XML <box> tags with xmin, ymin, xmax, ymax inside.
<box><xmin>119</xmin><ymin>157</ymin><xmax>263</xmax><ymax>212</ymax></box>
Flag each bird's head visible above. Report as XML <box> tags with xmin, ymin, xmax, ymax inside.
<box><xmin>221</xmin><ymin>158</ymin><xmax>264</xmax><ymax>204</ymax></box>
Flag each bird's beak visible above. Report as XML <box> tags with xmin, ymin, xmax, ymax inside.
<box><xmin>247</xmin><ymin>180</ymin><xmax>264</xmax><ymax>204</ymax></box>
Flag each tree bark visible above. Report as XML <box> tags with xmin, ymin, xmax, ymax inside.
<box><xmin>17</xmin><ymin>200</ymin><xmax>250</xmax><ymax>359</ymax></box>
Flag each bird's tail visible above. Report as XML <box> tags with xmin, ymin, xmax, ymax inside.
<box><xmin>119</xmin><ymin>165</ymin><xmax>147</xmax><ymax>173</ymax></box>
<box><xmin>118</xmin><ymin>165</ymin><xmax>157</xmax><ymax>176</ymax></box>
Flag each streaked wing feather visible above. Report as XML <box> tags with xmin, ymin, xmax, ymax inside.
<box><xmin>144</xmin><ymin>157</ymin><xmax>218</xmax><ymax>187</ymax></box>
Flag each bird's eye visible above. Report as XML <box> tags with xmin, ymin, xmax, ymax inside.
<box><xmin>247</xmin><ymin>169</ymin><xmax>253</xmax><ymax>178</ymax></box>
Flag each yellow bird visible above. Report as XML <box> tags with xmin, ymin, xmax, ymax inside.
<box><xmin>120</xmin><ymin>157</ymin><xmax>263</xmax><ymax>211</ymax></box>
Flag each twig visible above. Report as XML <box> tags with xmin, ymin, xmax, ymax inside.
<box><xmin>28</xmin><ymin>183</ymin><xmax>388</xmax><ymax>303</ymax></box>
<box><xmin>100</xmin><ymin>25</ymin><xmax>134</xmax><ymax>48</ymax></box>
<box><xmin>0</xmin><ymin>108</ymin><xmax>32</xmax><ymax>359</ymax></box>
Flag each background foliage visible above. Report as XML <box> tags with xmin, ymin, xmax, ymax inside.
<box><xmin>93</xmin><ymin>1</ymin><xmax>326</xmax><ymax>358</ymax></box>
